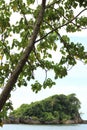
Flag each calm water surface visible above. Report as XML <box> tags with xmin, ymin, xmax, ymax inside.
<box><xmin>0</xmin><ymin>124</ymin><xmax>87</xmax><ymax>130</ymax></box>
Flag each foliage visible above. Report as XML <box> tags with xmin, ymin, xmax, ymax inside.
<box><xmin>0</xmin><ymin>100</ymin><xmax>13</xmax><ymax>126</ymax></box>
<box><xmin>10</xmin><ymin>94</ymin><xmax>81</xmax><ymax>122</ymax></box>
<box><xmin>0</xmin><ymin>0</ymin><xmax>87</xmax><ymax>121</ymax></box>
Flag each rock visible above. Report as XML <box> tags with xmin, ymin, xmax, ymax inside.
<box><xmin>63</xmin><ymin>120</ymin><xmax>75</xmax><ymax>124</ymax></box>
<box><xmin>2</xmin><ymin>116</ymin><xmax>87</xmax><ymax>125</ymax></box>
<box><xmin>19</xmin><ymin>118</ymin><xmax>40</xmax><ymax>124</ymax></box>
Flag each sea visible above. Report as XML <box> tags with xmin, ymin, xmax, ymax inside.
<box><xmin>0</xmin><ymin>124</ymin><xmax>87</xmax><ymax>130</ymax></box>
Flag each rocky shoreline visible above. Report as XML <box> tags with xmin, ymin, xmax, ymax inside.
<box><xmin>3</xmin><ymin>117</ymin><xmax>87</xmax><ymax>125</ymax></box>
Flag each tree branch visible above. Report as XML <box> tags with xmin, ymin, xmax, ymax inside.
<box><xmin>43</xmin><ymin>20</ymin><xmax>71</xmax><ymax>56</ymax></box>
<box><xmin>0</xmin><ymin>0</ymin><xmax>46</xmax><ymax>111</ymax></box>
<box><xmin>62</xmin><ymin>14</ymin><xmax>87</xmax><ymax>30</ymax></box>
<box><xmin>35</xmin><ymin>8</ymin><xmax>87</xmax><ymax>43</ymax></box>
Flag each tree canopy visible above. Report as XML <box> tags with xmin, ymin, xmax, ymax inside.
<box><xmin>0</xmin><ymin>0</ymin><xmax>87</xmax><ymax>119</ymax></box>
<box><xmin>9</xmin><ymin>94</ymin><xmax>81</xmax><ymax>123</ymax></box>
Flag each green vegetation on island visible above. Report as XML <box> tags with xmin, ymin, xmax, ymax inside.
<box><xmin>9</xmin><ymin>93</ymin><xmax>82</xmax><ymax>124</ymax></box>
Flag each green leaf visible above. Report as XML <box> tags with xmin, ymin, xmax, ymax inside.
<box><xmin>66</xmin><ymin>24</ymin><xmax>76</xmax><ymax>32</ymax></box>
<box><xmin>61</xmin><ymin>35</ymin><xmax>70</xmax><ymax>43</ymax></box>
<box><xmin>54</xmin><ymin>64</ymin><xmax>67</xmax><ymax>79</ymax></box>
<box><xmin>27</xmin><ymin>0</ymin><xmax>35</xmax><ymax>5</ymax></box>
<box><xmin>43</xmin><ymin>78</ymin><xmax>55</xmax><ymax>89</ymax></box>
<box><xmin>31</xmin><ymin>81</ymin><xmax>42</xmax><ymax>93</ymax></box>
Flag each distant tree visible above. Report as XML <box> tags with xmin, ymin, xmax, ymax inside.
<box><xmin>10</xmin><ymin>104</ymin><xmax>29</xmax><ymax>118</ymax></box>
<box><xmin>42</xmin><ymin>112</ymin><xmax>55</xmax><ymax>121</ymax></box>
<box><xmin>10</xmin><ymin>94</ymin><xmax>81</xmax><ymax>123</ymax></box>
<box><xmin>67</xmin><ymin>93</ymin><xmax>81</xmax><ymax>119</ymax></box>
<box><xmin>0</xmin><ymin>0</ymin><xmax>87</xmax><ymax>118</ymax></box>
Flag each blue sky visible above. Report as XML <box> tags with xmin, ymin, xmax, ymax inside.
<box><xmin>11</xmin><ymin>34</ymin><xmax>87</xmax><ymax>120</ymax></box>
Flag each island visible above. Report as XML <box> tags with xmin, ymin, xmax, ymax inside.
<box><xmin>3</xmin><ymin>93</ymin><xmax>87</xmax><ymax>124</ymax></box>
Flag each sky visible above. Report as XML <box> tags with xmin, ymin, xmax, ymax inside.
<box><xmin>10</xmin><ymin>33</ymin><xmax>87</xmax><ymax>120</ymax></box>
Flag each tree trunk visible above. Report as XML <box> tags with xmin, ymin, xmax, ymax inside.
<box><xmin>0</xmin><ymin>0</ymin><xmax>46</xmax><ymax>111</ymax></box>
